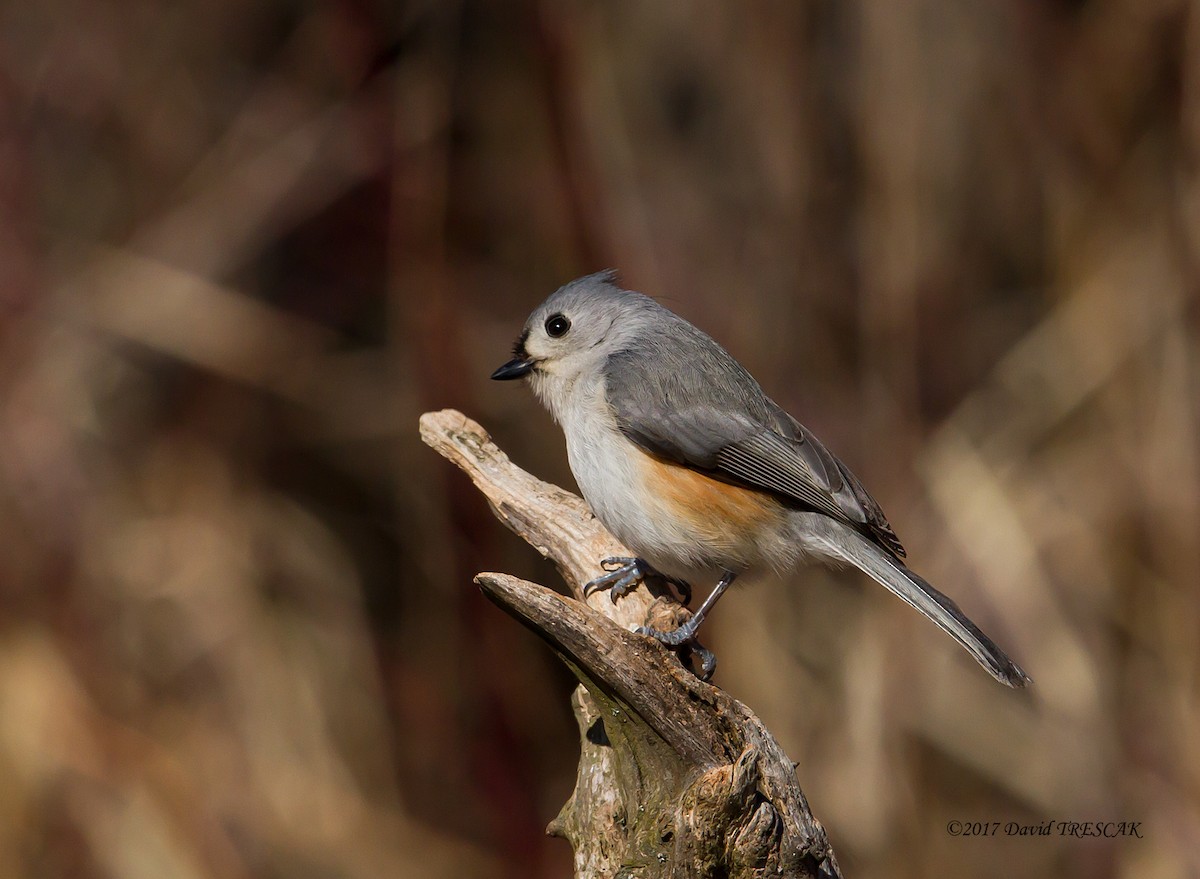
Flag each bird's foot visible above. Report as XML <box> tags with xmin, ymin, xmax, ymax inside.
<box><xmin>586</xmin><ymin>558</ymin><xmax>712</xmax><ymax>677</ymax></box>
<box><xmin>583</xmin><ymin>557</ymin><xmax>650</xmax><ymax>603</ymax></box>
<box><xmin>636</xmin><ymin>620</ymin><xmax>717</xmax><ymax>681</ymax></box>
<box><xmin>583</xmin><ymin>557</ymin><xmax>694</xmax><ymax>606</ymax></box>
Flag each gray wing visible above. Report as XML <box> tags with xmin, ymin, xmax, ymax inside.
<box><xmin>604</xmin><ymin>327</ymin><xmax>905</xmax><ymax>558</ymax></box>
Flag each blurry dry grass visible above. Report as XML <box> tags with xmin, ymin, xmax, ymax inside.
<box><xmin>0</xmin><ymin>1</ymin><xmax>1197</xmax><ymax>878</ymax></box>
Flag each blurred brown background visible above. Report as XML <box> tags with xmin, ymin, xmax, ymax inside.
<box><xmin>1</xmin><ymin>1</ymin><xmax>1198</xmax><ymax>877</ymax></box>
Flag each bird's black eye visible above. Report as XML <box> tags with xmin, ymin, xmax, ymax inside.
<box><xmin>545</xmin><ymin>313</ymin><xmax>571</xmax><ymax>338</ymax></box>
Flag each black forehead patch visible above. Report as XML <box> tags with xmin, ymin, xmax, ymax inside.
<box><xmin>512</xmin><ymin>328</ymin><xmax>530</xmax><ymax>357</ymax></box>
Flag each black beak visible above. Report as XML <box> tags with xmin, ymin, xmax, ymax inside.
<box><xmin>490</xmin><ymin>356</ymin><xmax>534</xmax><ymax>380</ymax></box>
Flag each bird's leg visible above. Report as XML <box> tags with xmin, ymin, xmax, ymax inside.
<box><xmin>583</xmin><ymin>557</ymin><xmax>652</xmax><ymax>603</ymax></box>
<box><xmin>638</xmin><ymin>570</ymin><xmax>737</xmax><ymax>643</ymax></box>
<box><xmin>585</xmin><ymin>557</ymin><xmax>711</xmax><ymax>676</ymax></box>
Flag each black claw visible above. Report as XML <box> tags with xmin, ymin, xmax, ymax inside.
<box><xmin>666</xmin><ymin>576</ymin><xmax>692</xmax><ymax>606</ymax></box>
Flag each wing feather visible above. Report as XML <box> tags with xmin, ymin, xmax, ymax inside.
<box><xmin>604</xmin><ymin>325</ymin><xmax>905</xmax><ymax>557</ymax></box>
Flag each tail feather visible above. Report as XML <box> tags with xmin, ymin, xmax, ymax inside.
<box><xmin>821</xmin><ymin>526</ymin><xmax>1031</xmax><ymax>688</ymax></box>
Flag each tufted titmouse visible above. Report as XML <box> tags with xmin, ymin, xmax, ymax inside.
<box><xmin>492</xmin><ymin>271</ymin><xmax>1030</xmax><ymax>687</ymax></box>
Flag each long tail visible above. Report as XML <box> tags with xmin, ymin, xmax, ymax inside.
<box><xmin>819</xmin><ymin>525</ymin><xmax>1032</xmax><ymax>688</ymax></box>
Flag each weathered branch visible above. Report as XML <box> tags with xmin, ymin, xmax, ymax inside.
<box><xmin>420</xmin><ymin>409</ymin><xmax>840</xmax><ymax>879</ymax></box>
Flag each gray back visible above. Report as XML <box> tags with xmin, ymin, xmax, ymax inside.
<box><xmin>596</xmin><ymin>279</ymin><xmax>905</xmax><ymax>557</ymax></box>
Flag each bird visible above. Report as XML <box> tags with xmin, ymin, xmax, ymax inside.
<box><xmin>491</xmin><ymin>270</ymin><xmax>1030</xmax><ymax>687</ymax></box>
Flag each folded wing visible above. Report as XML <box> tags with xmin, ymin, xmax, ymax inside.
<box><xmin>603</xmin><ymin>333</ymin><xmax>905</xmax><ymax>558</ymax></box>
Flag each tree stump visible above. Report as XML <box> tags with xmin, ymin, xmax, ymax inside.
<box><xmin>420</xmin><ymin>409</ymin><xmax>841</xmax><ymax>879</ymax></box>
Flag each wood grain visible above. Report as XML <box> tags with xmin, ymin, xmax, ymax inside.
<box><xmin>420</xmin><ymin>409</ymin><xmax>840</xmax><ymax>878</ymax></box>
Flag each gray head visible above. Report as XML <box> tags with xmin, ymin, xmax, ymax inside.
<box><xmin>492</xmin><ymin>271</ymin><xmax>662</xmax><ymax>415</ymax></box>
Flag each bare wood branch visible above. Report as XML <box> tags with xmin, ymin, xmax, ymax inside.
<box><xmin>420</xmin><ymin>409</ymin><xmax>841</xmax><ymax>879</ymax></box>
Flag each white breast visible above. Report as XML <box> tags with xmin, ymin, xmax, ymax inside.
<box><xmin>553</xmin><ymin>375</ymin><xmax>726</xmax><ymax>581</ymax></box>
<box><xmin>558</xmin><ymin>378</ymin><xmax>648</xmax><ymax>542</ymax></box>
